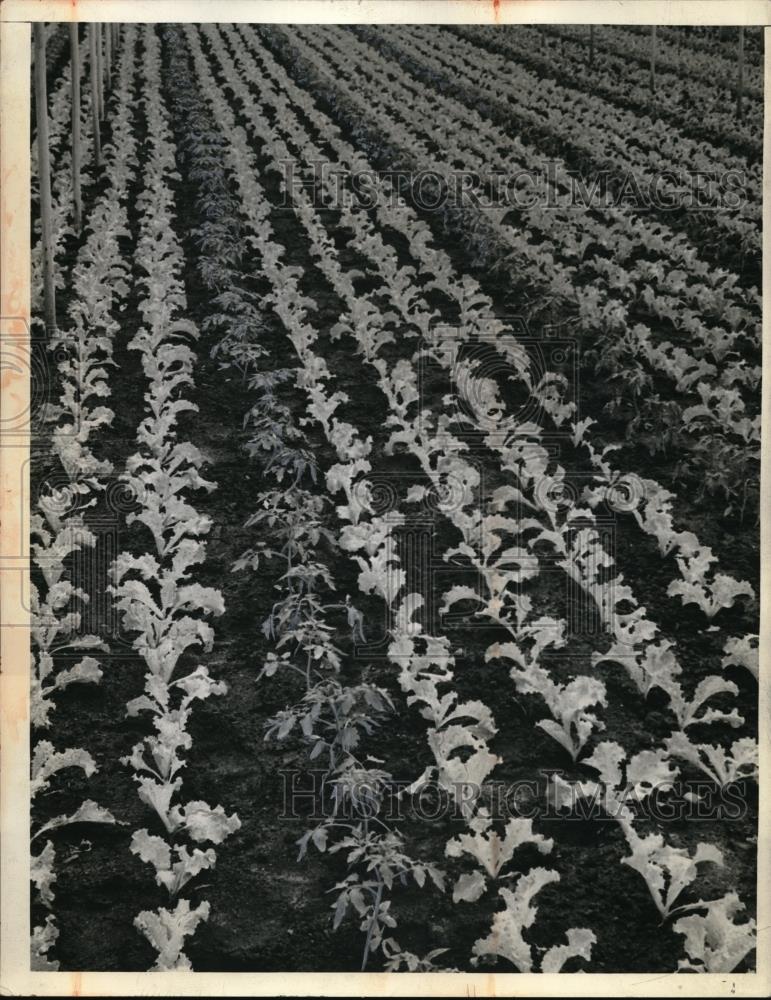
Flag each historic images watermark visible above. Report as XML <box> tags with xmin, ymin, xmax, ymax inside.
<box><xmin>277</xmin><ymin>160</ymin><xmax>750</xmax><ymax>212</ymax></box>
<box><xmin>279</xmin><ymin>769</ymin><xmax>753</xmax><ymax>824</ymax></box>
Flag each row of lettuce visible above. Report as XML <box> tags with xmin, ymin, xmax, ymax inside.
<box><xmin>273</xmin><ymin>23</ymin><xmax>761</xmax><ymax>521</ymax></box>
<box><xmin>31</xmin><ymin>25</ymin><xmax>241</xmax><ymax>971</ymax></box>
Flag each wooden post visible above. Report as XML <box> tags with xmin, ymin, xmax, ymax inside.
<box><xmin>89</xmin><ymin>24</ymin><xmax>102</xmax><ymax>166</ymax></box>
<box><xmin>737</xmin><ymin>26</ymin><xmax>745</xmax><ymax>122</ymax></box>
<box><xmin>589</xmin><ymin>25</ymin><xmax>595</xmax><ymax>67</ymax></box>
<box><xmin>650</xmin><ymin>25</ymin><xmax>657</xmax><ymax>93</ymax></box>
<box><xmin>34</xmin><ymin>24</ymin><xmax>57</xmax><ymax>331</ymax></box>
<box><xmin>95</xmin><ymin>23</ymin><xmax>104</xmax><ymax>119</ymax></box>
<box><xmin>105</xmin><ymin>20</ymin><xmax>112</xmax><ymax>88</ymax></box>
<box><xmin>70</xmin><ymin>24</ymin><xmax>82</xmax><ymax>232</ymax></box>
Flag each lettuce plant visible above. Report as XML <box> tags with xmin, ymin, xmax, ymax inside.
<box><xmin>391</xmin><ymin>600</ymin><xmax>500</xmax><ymax>818</ymax></box>
<box><xmin>134</xmin><ymin>900</ymin><xmax>211</xmax><ymax>971</ymax></box>
<box><xmin>471</xmin><ymin>868</ymin><xmax>595</xmax><ymax>971</ymax></box>
<box><xmin>621</xmin><ymin>830</ymin><xmax>724</xmax><ymax>919</ymax></box>
<box><xmin>674</xmin><ymin>893</ymin><xmax>756</xmax><ymax>972</ymax></box>
<box><xmin>30</xmin><ymin>741</ymin><xmax>117</xmax><ymax>970</ymax></box>
<box><xmin>565</xmin><ymin>741</ymin><xmax>733</xmax><ymax>922</ymax></box>
<box><xmin>664</xmin><ymin>732</ymin><xmax>758</xmax><ymax>786</ymax></box>
<box><xmin>722</xmin><ymin>634</ymin><xmax>759</xmax><ymax>682</ymax></box>
<box><xmin>29</xmin><ymin>516</ymin><xmax>107</xmax><ymax>729</ymax></box>
<box><xmin>446</xmin><ymin>810</ymin><xmax>553</xmax><ymax>902</ymax></box>
<box><xmin>667</xmin><ymin>546</ymin><xmax>754</xmax><ymax>619</ymax></box>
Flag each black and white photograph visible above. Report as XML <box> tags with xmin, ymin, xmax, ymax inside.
<box><xmin>1</xmin><ymin>1</ymin><xmax>768</xmax><ymax>992</ymax></box>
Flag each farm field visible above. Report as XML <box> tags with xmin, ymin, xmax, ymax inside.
<box><xmin>29</xmin><ymin>21</ymin><xmax>761</xmax><ymax>974</ymax></box>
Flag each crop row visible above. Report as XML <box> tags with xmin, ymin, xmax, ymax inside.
<box><xmin>29</xmin><ymin>23</ymin><xmax>140</xmax><ymax>971</ymax></box>
<box><xmin>518</xmin><ymin>26</ymin><xmax>762</xmax><ymax>157</ymax></box>
<box><xmin>196</xmin><ymin>23</ymin><xmax>757</xmax><ymax>970</ymax></box>
<box><xmin>574</xmin><ymin>24</ymin><xmax>763</xmax><ymax>99</ymax></box>
<box><xmin>235</xmin><ymin>22</ymin><xmax>756</xmax><ymax>642</ymax></box>
<box><xmin>108</xmin><ymin>26</ymin><xmax>240</xmax><ymax>970</ymax></box>
<box><xmin>31</xmin><ymin>30</ymin><xmax>97</xmax><ymax>319</ymax></box>
<box><xmin>457</xmin><ymin>26</ymin><xmax>762</xmax><ymax>218</ymax></box>
<box><xmin>262</xmin><ymin>25</ymin><xmax>760</xmax><ymax>516</ymax></box>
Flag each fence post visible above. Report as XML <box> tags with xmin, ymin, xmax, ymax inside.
<box><xmin>34</xmin><ymin>23</ymin><xmax>57</xmax><ymax>331</ymax></box>
<box><xmin>737</xmin><ymin>26</ymin><xmax>745</xmax><ymax>122</ymax></box>
<box><xmin>98</xmin><ymin>23</ymin><xmax>105</xmax><ymax>118</ymax></box>
<box><xmin>69</xmin><ymin>24</ymin><xmax>82</xmax><ymax>232</ymax></box>
<box><xmin>89</xmin><ymin>23</ymin><xmax>102</xmax><ymax>166</ymax></box>
<box><xmin>105</xmin><ymin>19</ymin><xmax>112</xmax><ymax>87</ymax></box>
